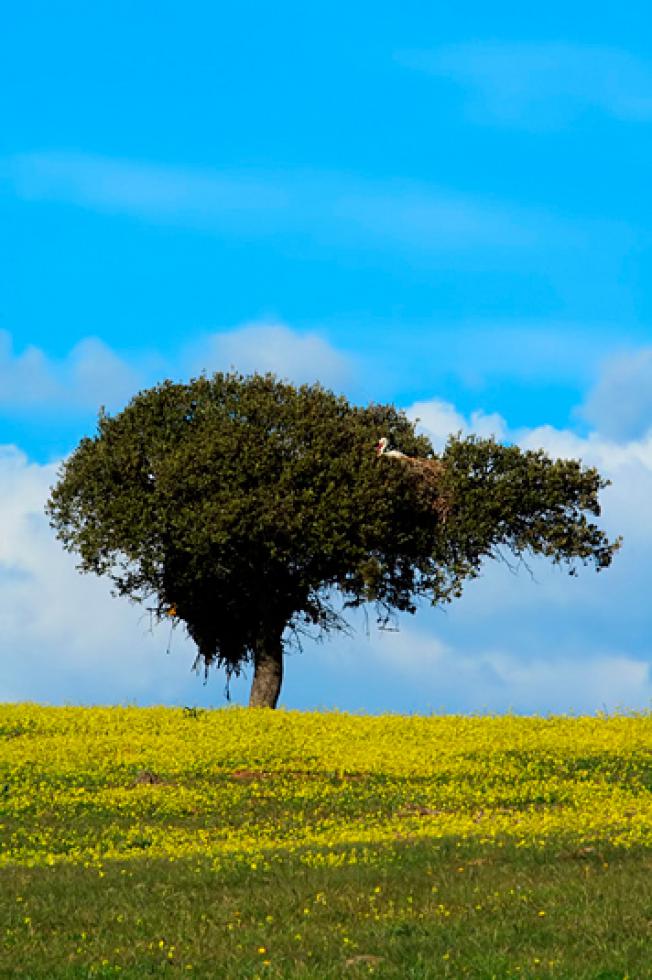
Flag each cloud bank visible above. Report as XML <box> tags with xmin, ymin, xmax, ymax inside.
<box><xmin>189</xmin><ymin>322</ymin><xmax>352</xmax><ymax>390</ymax></box>
<box><xmin>408</xmin><ymin>397</ymin><xmax>507</xmax><ymax>449</ymax></box>
<box><xmin>0</xmin><ymin>324</ymin><xmax>351</xmax><ymax>424</ymax></box>
<box><xmin>578</xmin><ymin>347</ymin><xmax>652</xmax><ymax>440</ymax></box>
<box><xmin>0</xmin><ymin>331</ymin><xmax>147</xmax><ymax>416</ymax></box>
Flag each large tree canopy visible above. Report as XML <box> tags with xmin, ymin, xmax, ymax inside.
<box><xmin>46</xmin><ymin>373</ymin><xmax>620</xmax><ymax>707</ymax></box>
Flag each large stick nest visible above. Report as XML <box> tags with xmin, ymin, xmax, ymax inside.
<box><xmin>390</xmin><ymin>455</ymin><xmax>451</xmax><ymax>522</ymax></box>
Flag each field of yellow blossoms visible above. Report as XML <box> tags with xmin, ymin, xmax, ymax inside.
<box><xmin>2</xmin><ymin>704</ymin><xmax>651</xmax><ymax>869</ymax></box>
<box><xmin>2</xmin><ymin>704</ymin><xmax>652</xmax><ymax>978</ymax></box>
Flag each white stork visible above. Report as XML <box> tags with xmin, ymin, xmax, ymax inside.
<box><xmin>375</xmin><ymin>437</ymin><xmax>407</xmax><ymax>459</ymax></box>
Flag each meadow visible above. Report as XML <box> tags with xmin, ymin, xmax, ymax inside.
<box><xmin>1</xmin><ymin>703</ymin><xmax>651</xmax><ymax>979</ymax></box>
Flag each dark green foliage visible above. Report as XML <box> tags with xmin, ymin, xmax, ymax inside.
<box><xmin>437</xmin><ymin>434</ymin><xmax>620</xmax><ymax>587</ymax></box>
<box><xmin>46</xmin><ymin>373</ymin><xmax>619</xmax><ymax>687</ymax></box>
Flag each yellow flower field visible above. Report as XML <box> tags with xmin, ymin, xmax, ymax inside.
<box><xmin>2</xmin><ymin>703</ymin><xmax>651</xmax><ymax>872</ymax></box>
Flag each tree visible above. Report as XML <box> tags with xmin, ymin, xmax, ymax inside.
<box><xmin>46</xmin><ymin>373</ymin><xmax>620</xmax><ymax>708</ymax></box>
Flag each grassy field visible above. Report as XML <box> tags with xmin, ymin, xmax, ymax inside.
<box><xmin>1</xmin><ymin>704</ymin><xmax>651</xmax><ymax>978</ymax></box>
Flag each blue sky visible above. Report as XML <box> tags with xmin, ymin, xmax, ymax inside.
<box><xmin>2</xmin><ymin>2</ymin><xmax>652</xmax><ymax>714</ymax></box>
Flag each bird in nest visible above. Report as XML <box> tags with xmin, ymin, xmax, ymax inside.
<box><xmin>375</xmin><ymin>436</ymin><xmax>449</xmax><ymax>519</ymax></box>
<box><xmin>375</xmin><ymin>436</ymin><xmax>444</xmax><ymax>475</ymax></box>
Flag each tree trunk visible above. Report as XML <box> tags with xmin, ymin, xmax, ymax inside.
<box><xmin>248</xmin><ymin>633</ymin><xmax>284</xmax><ymax>708</ymax></box>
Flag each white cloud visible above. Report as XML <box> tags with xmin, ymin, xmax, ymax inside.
<box><xmin>188</xmin><ymin>322</ymin><xmax>352</xmax><ymax>389</ymax></box>
<box><xmin>0</xmin><ymin>331</ymin><xmax>145</xmax><ymax>416</ymax></box>
<box><xmin>408</xmin><ymin>397</ymin><xmax>507</xmax><ymax>450</ymax></box>
<box><xmin>397</xmin><ymin>42</ymin><xmax>652</xmax><ymax>127</ymax></box>
<box><xmin>0</xmin><ymin>324</ymin><xmax>351</xmax><ymax>420</ymax></box>
<box><xmin>578</xmin><ymin>347</ymin><xmax>652</xmax><ymax>440</ymax></box>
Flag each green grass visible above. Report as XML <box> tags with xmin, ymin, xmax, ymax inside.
<box><xmin>2</xmin><ymin>837</ymin><xmax>651</xmax><ymax>979</ymax></box>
